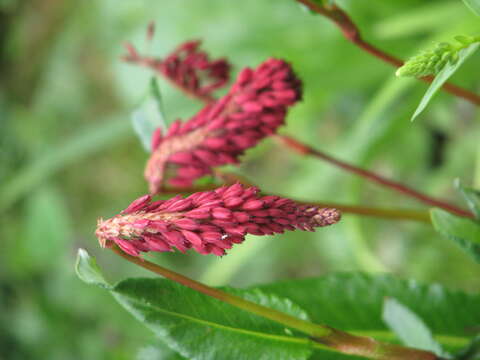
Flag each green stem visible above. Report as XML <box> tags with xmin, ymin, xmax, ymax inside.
<box><xmin>110</xmin><ymin>246</ymin><xmax>443</xmax><ymax>360</ymax></box>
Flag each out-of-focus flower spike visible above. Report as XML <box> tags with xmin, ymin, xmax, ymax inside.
<box><xmin>122</xmin><ymin>37</ymin><xmax>231</xmax><ymax>100</ymax></box>
<box><xmin>145</xmin><ymin>57</ymin><xmax>302</xmax><ymax>193</ymax></box>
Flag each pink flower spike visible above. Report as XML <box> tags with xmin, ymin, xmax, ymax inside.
<box><xmin>144</xmin><ymin>57</ymin><xmax>302</xmax><ymax>193</ymax></box>
<box><xmin>95</xmin><ymin>184</ymin><xmax>341</xmax><ymax>257</ymax></box>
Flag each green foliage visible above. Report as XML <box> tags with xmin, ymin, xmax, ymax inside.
<box><xmin>382</xmin><ymin>298</ymin><xmax>445</xmax><ymax>355</ymax></box>
<box><xmin>456</xmin><ymin>180</ymin><xmax>480</xmax><ymax>220</ymax></box>
<box><xmin>0</xmin><ymin>116</ymin><xmax>131</xmax><ymax>212</ymax></box>
<box><xmin>112</xmin><ymin>278</ymin><xmax>314</xmax><ymax>360</ymax></box>
<box><xmin>462</xmin><ymin>0</ymin><xmax>480</xmax><ymax>17</ymax></box>
<box><xmin>20</xmin><ymin>186</ymin><xmax>71</xmax><ymax>272</ymax></box>
<box><xmin>431</xmin><ymin>208</ymin><xmax>480</xmax><ymax>263</ymax></box>
<box><xmin>258</xmin><ymin>273</ymin><xmax>480</xmax><ymax>345</ymax></box>
<box><xmin>409</xmin><ymin>42</ymin><xmax>480</xmax><ymax>121</ymax></box>
<box><xmin>131</xmin><ymin>78</ymin><xmax>167</xmax><ymax>152</ymax></box>
<box><xmin>455</xmin><ymin>335</ymin><xmax>480</xmax><ymax>359</ymax></box>
<box><xmin>76</xmin><ymin>252</ymin><xmax>480</xmax><ymax>359</ymax></box>
<box><xmin>75</xmin><ymin>249</ymin><xmax>110</xmax><ymax>289</ymax></box>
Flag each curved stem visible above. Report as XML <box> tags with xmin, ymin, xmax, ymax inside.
<box><xmin>276</xmin><ymin>134</ymin><xmax>473</xmax><ymax>219</ymax></box>
<box><xmin>110</xmin><ymin>246</ymin><xmax>442</xmax><ymax>360</ymax></box>
<box><xmin>295</xmin><ymin>0</ymin><xmax>480</xmax><ymax>105</ymax></box>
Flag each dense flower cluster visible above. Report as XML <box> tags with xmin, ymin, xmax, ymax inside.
<box><xmin>96</xmin><ymin>184</ymin><xmax>341</xmax><ymax>257</ymax></box>
<box><xmin>123</xmin><ymin>40</ymin><xmax>230</xmax><ymax>100</ymax></box>
<box><xmin>145</xmin><ymin>58</ymin><xmax>302</xmax><ymax>193</ymax></box>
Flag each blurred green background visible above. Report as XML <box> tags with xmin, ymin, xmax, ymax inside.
<box><xmin>1</xmin><ymin>0</ymin><xmax>479</xmax><ymax>358</ymax></box>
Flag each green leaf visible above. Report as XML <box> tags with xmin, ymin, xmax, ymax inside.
<box><xmin>20</xmin><ymin>186</ymin><xmax>72</xmax><ymax>271</ymax></box>
<box><xmin>112</xmin><ymin>278</ymin><xmax>314</xmax><ymax>360</ymax></box>
<box><xmin>382</xmin><ymin>298</ymin><xmax>445</xmax><ymax>356</ymax></box>
<box><xmin>0</xmin><ymin>116</ymin><xmax>131</xmax><ymax>212</ymax></box>
<box><xmin>455</xmin><ymin>334</ymin><xmax>480</xmax><ymax>359</ymax></box>
<box><xmin>462</xmin><ymin>0</ymin><xmax>480</xmax><ymax>17</ymax></box>
<box><xmin>411</xmin><ymin>42</ymin><xmax>480</xmax><ymax>121</ymax></box>
<box><xmin>257</xmin><ymin>273</ymin><xmax>480</xmax><ymax>351</ymax></box>
<box><xmin>132</xmin><ymin>77</ymin><xmax>167</xmax><ymax>152</ymax></box>
<box><xmin>75</xmin><ymin>249</ymin><xmax>110</xmax><ymax>289</ymax></box>
<box><xmin>431</xmin><ymin>208</ymin><xmax>480</xmax><ymax>263</ymax></box>
<box><xmin>455</xmin><ymin>179</ymin><xmax>480</xmax><ymax>220</ymax></box>
<box><xmin>136</xmin><ymin>344</ymin><xmax>186</xmax><ymax>360</ymax></box>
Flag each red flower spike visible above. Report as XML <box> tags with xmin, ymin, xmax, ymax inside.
<box><xmin>122</xmin><ymin>39</ymin><xmax>230</xmax><ymax>101</ymax></box>
<box><xmin>145</xmin><ymin>58</ymin><xmax>302</xmax><ymax>193</ymax></box>
<box><xmin>96</xmin><ymin>184</ymin><xmax>340</xmax><ymax>257</ymax></box>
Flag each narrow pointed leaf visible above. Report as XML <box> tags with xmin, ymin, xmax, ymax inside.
<box><xmin>431</xmin><ymin>208</ymin><xmax>480</xmax><ymax>262</ymax></box>
<box><xmin>455</xmin><ymin>179</ymin><xmax>480</xmax><ymax>220</ymax></box>
<box><xmin>75</xmin><ymin>249</ymin><xmax>110</xmax><ymax>289</ymax></box>
<box><xmin>383</xmin><ymin>298</ymin><xmax>445</xmax><ymax>356</ymax></box>
<box><xmin>132</xmin><ymin>77</ymin><xmax>167</xmax><ymax>152</ymax></box>
<box><xmin>411</xmin><ymin>42</ymin><xmax>480</xmax><ymax>121</ymax></box>
<box><xmin>462</xmin><ymin>0</ymin><xmax>480</xmax><ymax>16</ymax></box>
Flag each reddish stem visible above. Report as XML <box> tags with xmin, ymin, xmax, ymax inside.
<box><xmin>128</xmin><ymin>34</ymin><xmax>472</xmax><ymax>220</ymax></box>
<box><xmin>295</xmin><ymin>0</ymin><xmax>480</xmax><ymax>105</ymax></box>
<box><xmin>111</xmin><ymin>246</ymin><xmax>443</xmax><ymax>360</ymax></box>
<box><xmin>276</xmin><ymin>134</ymin><xmax>474</xmax><ymax>219</ymax></box>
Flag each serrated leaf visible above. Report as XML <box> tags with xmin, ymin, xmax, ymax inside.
<box><xmin>131</xmin><ymin>78</ymin><xmax>167</xmax><ymax>152</ymax></box>
<box><xmin>75</xmin><ymin>249</ymin><xmax>110</xmax><ymax>289</ymax></box>
<box><xmin>455</xmin><ymin>179</ymin><xmax>480</xmax><ymax>220</ymax></box>
<box><xmin>383</xmin><ymin>298</ymin><xmax>445</xmax><ymax>356</ymax></box>
<box><xmin>462</xmin><ymin>0</ymin><xmax>480</xmax><ymax>17</ymax></box>
<box><xmin>431</xmin><ymin>208</ymin><xmax>480</xmax><ymax>262</ymax></box>
<box><xmin>411</xmin><ymin>42</ymin><xmax>480</xmax><ymax>121</ymax></box>
<box><xmin>112</xmin><ymin>278</ymin><xmax>314</xmax><ymax>360</ymax></box>
<box><xmin>257</xmin><ymin>273</ymin><xmax>480</xmax><ymax>351</ymax></box>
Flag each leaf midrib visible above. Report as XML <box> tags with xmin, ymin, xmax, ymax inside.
<box><xmin>113</xmin><ymin>291</ymin><xmax>338</xmax><ymax>353</ymax></box>
<box><xmin>117</xmin><ymin>291</ymin><xmax>471</xmax><ymax>351</ymax></box>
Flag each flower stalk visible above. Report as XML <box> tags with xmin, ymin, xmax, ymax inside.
<box><xmin>295</xmin><ymin>0</ymin><xmax>480</xmax><ymax>105</ymax></box>
<box><xmin>124</xmin><ymin>36</ymin><xmax>470</xmax><ymax>221</ymax></box>
<box><xmin>276</xmin><ymin>134</ymin><xmax>473</xmax><ymax>219</ymax></box>
<box><xmin>110</xmin><ymin>245</ymin><xmax>444</xmax><ymax>360</ymax></box>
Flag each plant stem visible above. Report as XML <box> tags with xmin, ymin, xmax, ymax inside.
<box><xmin>276</xmin><ymin>134</ymin><xmax>474</xmax><ymax>219</ymax></box>
<box><xmin>110</xmin><ymin>246</ymin><xmax>331</xmax><ymax>337</ymax></box>
<box><xmin>295</xmin><ymin>0</ymin><xmax>480</xmax><ymax>106</ymax></box>
<box><xmin>110</xmin><ymin>246</ymin><xmax>442</xmax><ymax>360</ymax></box>
<box><xmin>127</xmin><ymin>32</ymin><xmax>468</xmax><ymax>223</ymax></box>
